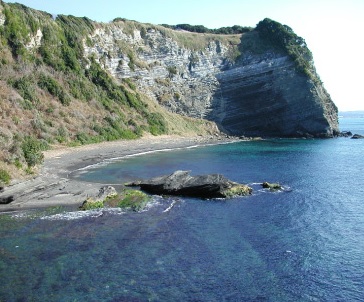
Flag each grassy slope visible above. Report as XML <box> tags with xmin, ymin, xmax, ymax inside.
<box><xmin>0</xmin><ymin>3</ymin><xmax>217</xmax><ymax>183</ymax></box>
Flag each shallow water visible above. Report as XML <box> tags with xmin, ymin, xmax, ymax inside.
<box><xmin>1</xmin><ymin>118</ymin><xmax>363</xmax><ymax>301</ymax></box>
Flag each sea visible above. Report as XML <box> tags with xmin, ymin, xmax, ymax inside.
<box><xmin>1</xmin><ymin>117</ymin><xmax>363</xmax><ymax>302</ymax></box>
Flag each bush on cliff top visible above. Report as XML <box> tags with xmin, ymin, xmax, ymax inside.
<box><xmin>255</xmin><ymin>18</ymin><xmax>314</xmax><ymax>77</ymax></box>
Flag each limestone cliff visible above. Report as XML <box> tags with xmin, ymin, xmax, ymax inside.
<box><xmin>84</xmin><ymin>18</ymin><xmax>338</xmax><ymax>137</ymax></box>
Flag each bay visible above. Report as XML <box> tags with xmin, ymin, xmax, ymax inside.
<box><xmin>0</xmin><ymin>118</ymin><xmax>363</xmax><ymax>301</ymax></box>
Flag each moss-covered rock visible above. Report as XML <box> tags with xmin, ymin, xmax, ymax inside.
<box><xmin>262</xmin><ymin>182</ymin><xmax>282</xmax><ymax>191</ymax></box>
<box><xmin>79</xmin><ymin>198</ymin><xmax>104</xmax><ymax>210</ymax></box>
<box><xmin>222</xmin><ymin>184</ymin><xmax>252</xmax><ymax>198</ymax></box>
<box><xmin>111</xmin><ymin>189</ymin><xmax>150</xmax><ymax>212</ymax></box>
<box><xmin>79</xmin><ymin>187</ymin><xmax>150</xmax><ymax>212</ymax></box>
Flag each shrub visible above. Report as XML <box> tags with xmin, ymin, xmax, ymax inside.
<box><xmin>21</xmin><ymin>136</ymin><xmax>47</xmax><ymax>167</ymax></box>
<box><xmin>10</xmin><ymin>76</ymin><xmax>39</xmax><ymax>104</ymax></box>
<box><xmin>0</xmin><ymin>169</ymin><xmax>11</xmax><ymax>185</ymax></box>
<box><xmin>38</xmin><ymin>74</ymin><xmax>71</xmax><ymax>105</ymax></box>
<box><xmin>255</xmin><ymin>18</ymin><xmax>313</xmax><ymax>77</ymax></box>
<box><xmin>147</xmin><ymin>113</ymin><xmax>167</xmax><ymax>135</ymax></box>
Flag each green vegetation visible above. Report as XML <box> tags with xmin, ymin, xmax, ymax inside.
<box><xmin>115</xmin><ymin>189</ymin><xmax>150</xmax><ymax>211</ymax></box>
<box><xmin>262</xmin><ymin>182</ymin><xmax>282</xmax><ymax>191</ymax></box>
<box><xmin>80</xmin><ymin>199</ymin><xmax>104</xmax><ymax>210</ymax></box>
<box><xmin>38</xmin><ymin>74</ymin><xmax>70</xmax><ymax>105</ymax></box>
<box><xmin>80</xmin><ymin>189</ymin><xmax>150</xmax><ymax>211</ymax></box>
<box><xmin>21</xmin><ymin>136</ymin><xmax>48</xmax><ymax>167</ymax></box>
<box><xmin>10</xmin><ymin>76</ymin><xmax>39</xmax><ymax>105</ymax></box>
<box><xmin>255</xmin><ymin>18</ymin><xmax>314</xmax><ymax>78</ymax></box>
<box><xmin>223</xmin><ymin>184</ymin><xmax>252</xmax><ymax>198</ymax></box>
<box><xmin>0</xmin><ymin>169</ymin><xmax>11</xmax><ymax>185</ymax></box>
<box><xmin>0</xmin><ymin>2</ymin><xmax>219</xmax><ymax>179</ymax></box>
<box><xmin>161</xmin><ymin>23</ymin><xmax>252</xmax><ymax>35</ymax></box>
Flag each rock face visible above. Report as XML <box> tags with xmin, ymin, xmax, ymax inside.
<box><xmin>213</xmin><ymin>53</ymin><xmax>338</xmax><ymax>137</ymax></box>
<box><xmin>83</xmin><ymin>19</ymin><xmax>339</xmax><ymax>137</ymax></box>
<box><xmin>127</xmin><ymin>170</ymin><xmax>252</xmax><ymax>198</ymax></box>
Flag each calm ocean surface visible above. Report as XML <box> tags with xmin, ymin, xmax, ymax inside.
<box><xmin>1</xmin><ymin>118</ymin><xmax>363</xmax><ymax>301</ymax></box>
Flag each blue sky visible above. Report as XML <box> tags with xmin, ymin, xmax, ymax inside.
<box><xmin>4</xmin><ymin>0</ymin><xmax>364</xmax><ymax>111</ymax></box>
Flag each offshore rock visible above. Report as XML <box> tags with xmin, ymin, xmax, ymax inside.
<box><xmin>262</xmin><ymin>182</ymin><xmax>282</xmax><ymax>191</ymax></box>
<box><xmin>127</xmin><ymin>170</ymin><xmax>252</xmax><ymax>199</ymax></box>
<box><xmin>351</xmin><ymin>134</ymin><xmax>364</xmax><ymax>139</ymax></box>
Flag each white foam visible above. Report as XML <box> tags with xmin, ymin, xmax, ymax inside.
<box><xmin>163</xmin><ymin>200</ymin><xmax>178</xmax><ymax>213</ymax></box>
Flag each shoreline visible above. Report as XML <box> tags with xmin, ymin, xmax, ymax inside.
<box><xmin>0</xmin><ymin>134</ymin><xmax>241</xmax><ymax>213</ymax></box>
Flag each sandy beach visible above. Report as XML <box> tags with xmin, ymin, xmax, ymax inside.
<box><xmin>0</xmin><ymin>134</ymin><xmax>239</xmax><ymax>213</ymax></box>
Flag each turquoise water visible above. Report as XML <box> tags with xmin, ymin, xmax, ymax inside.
<box><xmin>1</xmin><ymin>118</ymin><xmax>364</xmax><ymax>301</ymax></box>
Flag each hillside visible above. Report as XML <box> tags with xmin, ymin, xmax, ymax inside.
<box><xmin>0</xmin><ymin>2</ymin><xmax>338</xmax><ymax>185</ymax></box>
<box><xmin>0</xmin><ymin>2</ymin><xmax>218</xmax><ymax>183</ymax></box>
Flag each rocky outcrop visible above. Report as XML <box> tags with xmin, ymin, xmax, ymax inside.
<box><xmin>351</xmin><ymin>134</ymin><xmax>364</xmax><ymax>139</ymax></box>
<box><xmin>79</xmin><ymin>186</ymin><xmax>150</xmax><ymax>211</ymax></box>
<box><xmin>262</xmin><ymin>182</ymin><xmax>282</xmax><ymax>191</ymax></box>
<box><xmin>127</xmin><ymin>170</ymin><xmax>252</xmax><ymax>198</ymax></box>
<box><xmin>83</xmin><ymin>19</ymin><xmax>339</xmax><ymax>137</ymax></box>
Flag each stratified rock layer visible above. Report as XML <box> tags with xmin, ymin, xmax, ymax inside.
<box><xmin>213</xmin><ymin>54</ymin><xmax>339</xmax><ymax>137</ymax></box>
<box><xmin>83</xmin><ymin>20</ymin><xmax>338</xmax><ymax>137</ymax></box>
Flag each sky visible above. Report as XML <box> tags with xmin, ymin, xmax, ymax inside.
<box><xmin>4</xmin><ymin>0</ymin><xmax>364</xmax><ymax>111</ymax></box>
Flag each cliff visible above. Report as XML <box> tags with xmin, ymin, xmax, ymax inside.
<box><xmin>0</xmin><ymin>3</ymin><xmax>338</xmax><ymax>182</ymax></box>
<box><xmin>85</xmin><ymin>18</ymin><xmax>338</xmax><ymax>138</ymax></box>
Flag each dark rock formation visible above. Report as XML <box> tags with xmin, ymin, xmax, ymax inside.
<box><xmin>262</xmin><ymin>182</ymin><xmax>282</xmax><ymax>190</ymax></box>
<box><xmin>213</xmin><ymin>54</ymin><xmax>338</xmax><ymax>138</ymax></box>
<box><xmin>127</xmin><ymin>170</ymin><xmax>252</xmax><ymax>198</ymax></box>
<box><xmin>0</xmin><ymin>195</ymin><xmax>14</xmax><ymax>204</ymax></box>
<box><xmin>339</xmin><ymin>131</ymin><xmax>353</xmax><ymax>137</ymax></box>
<box><xmin>351</xmin><ymin>134</ymin><xmax>364</xmax><ymax>139</ymax></box>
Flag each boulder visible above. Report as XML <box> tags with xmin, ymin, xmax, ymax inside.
<box><xmin>262</xmin><ymin>182</ymin><xmax>282</xmax><ymax>190</ymax></box>
<box><xmin>351</xmin><ymin>134</ymin><xmax>364</xmax><ymax>139</ymax></box>
<box><xmin>127</xmin><ymin>170</ymin><xmax>252</xmax><ymax>199</ymax></box>
<box><xmin>339</xmin><ymin>131</ymin><xmax>353</xmax><ymax>137</ymax></box>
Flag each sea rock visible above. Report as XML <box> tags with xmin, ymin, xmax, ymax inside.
<box><xmin>127</xmin><ymin>170</ymin><xmax>252</xmax><ymax>198</ymax></box>
<box><xmin>351</xmin><ymin>134</ymin><xmax>364</xmax><ymax>139</ymax></box>
<box><xmin>262</xmin><ymin>182</ymin><xmax>282</xmax><ymax>190</ymax></box>
<box><xmin>339</xmin><ymin>131</ymin><xmax>353</xmax><ymax>137</ymax></box>
<box><xmin>79</xmin><ymin>186</ymin><xmax>117</xmax><ymax>210</ymax></box>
